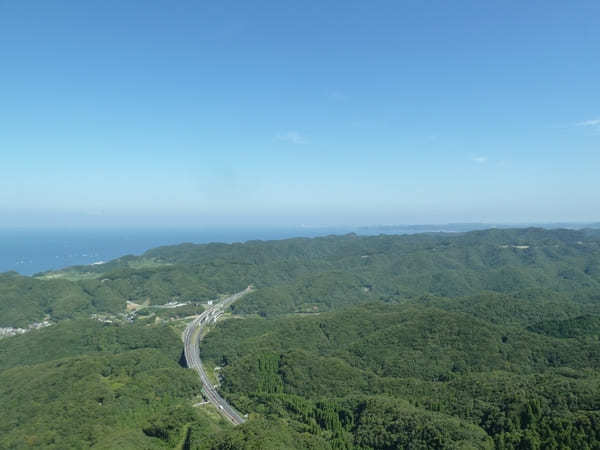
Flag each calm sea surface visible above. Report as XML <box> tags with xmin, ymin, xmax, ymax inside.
<box><xmin>3</xmin><ymin>223</ymin><xmax>575</xmax><ymax>276</ymax></box>
<box><xmin>0</xmin><ymin>227</ymin><xmax>351</xmax><ymax>276</ymax></box>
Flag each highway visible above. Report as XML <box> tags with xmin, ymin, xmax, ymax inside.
<box><xmin>183</xmin><ymin>287</ymin><xmax>252</xmax><ymax>425</ymax></box>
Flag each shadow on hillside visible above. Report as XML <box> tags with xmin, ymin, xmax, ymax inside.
<box><xmin>178</xmin><ymin>349</ymin><xmax>188</xmax><ymax>368</ymax></box>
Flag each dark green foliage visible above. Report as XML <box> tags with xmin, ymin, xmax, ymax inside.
<box><xmin>201</xmin><ymin>304</ymin><xmax>600</xmax><ymax>383</ymax></box>
<box><xmin>351</xmin><ymin>397</ymin><xmax>493</xmax><ymax>449</ymax></box>
<box><xmin>0</xmin><ymin>272</ymin><xmax>93</xmax><ymax>327</ymax></box>
<box><xmin>199</xmin><ymin>303</ymin><xmax>600</xmax><ymax>449</ymax></box>
<box><xmin>0</xmin><ymin>349</ymin><xmax>203</xmax><ymax>449</ymax></box>
<box><xmin>7</xmin><ymin>227</ymin><xmax>599</xmax><ymax>327</ymax></box>
<box><xmin>217</xmin><ymin>228</ymin><xmax>600</xmax><ymax>317</ymax></box>
<box><xmin>3</xmin><ymin>227</ymin><xmax>600</xmax><ymax>448</ymax></box>
<box><xmin>143</xmin><ymin>405</ymin><xmax>198</xmax><ymax>444</ymax></box>
<box><xmin>0</xmin><ymin>321</ymin><xmax>221</xmax><ymax>449</ymax></box>
<box><xmin>187</xmin><ymin>417</ymin><xmax>333</xmax><ymax>449</ymax></box>
<box><xmin>0</xmin><ymin>319</ymin><xmax>183</xmax><ymax>370</ymax></box>
<box><xmin>528</xmin><ymin>314</ymin><xmax>600</xmax><ymax>339</ymax></box>
<box><xmin>417</xmin><ymin>290</ymin><xmax>590</xmax><ymax>327</ymax></box>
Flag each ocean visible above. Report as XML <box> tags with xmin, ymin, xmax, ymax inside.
<box><xmin>3</xmin><ymin>223</ymin><xmax>589</xmax><ymax>276</ymax></box>
<box><xmin>0</xmin><ymin>227</ymin><xmax>349</xmax><ymax>276</ymax></box>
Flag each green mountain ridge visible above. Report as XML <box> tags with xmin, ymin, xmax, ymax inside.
<box><xmin>4</xmin><ymin>228</ymin><xmax>600</xmax><ymax>327</ymax></box>
<box><xmin>1</xmin><ymin>228</ymin><xmax>600</xmax><ymax>448</ymax></box>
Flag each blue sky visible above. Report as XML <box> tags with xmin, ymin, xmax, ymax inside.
<box><xmin>1</xmin><ymin>1</ymin><xmax>599</xmax><ymax>227</ymax></box>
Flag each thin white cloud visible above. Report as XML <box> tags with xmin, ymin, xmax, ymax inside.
<box><xmin>351</xmin><ymin>119</ymin><xmax>377</xmax><ymax>129</ymax></box>
<box><xmin>577</xmin><ymin>118</ymin><xmax>600</xmax><ymax>127</ymax></box>
<box><xmin>471</xmin><ymin>156</ymin><xmax>487</xmax><ymax>164</ymax></box>
<box><xmin>327</xmin><ymin>91</ymin><xmax>348</xmax><ymax>102</ymax></box>
<box><xmin>274</xmin><ymin>131</ymin><xmax>307</xmax><ymax>145</ymax></box>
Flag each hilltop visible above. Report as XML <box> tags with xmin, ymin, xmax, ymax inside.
<box><xmin>1</xmin><ymin>228</ymin><xmax>600</xmax><ymax>448</ymax></box>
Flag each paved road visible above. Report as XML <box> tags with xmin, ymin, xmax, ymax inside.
<box><xmin>183</xmin><ymin>287</ymin><xmax>252</xmax><ymax>425</ymax></box>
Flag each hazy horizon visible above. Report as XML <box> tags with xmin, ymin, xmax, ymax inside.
<box><xmin>2</xmin><ymin>213</ymin><xmax>600</xmax><ymax>230</ymax></box>
<box><xmin>2</xmin><ymin>222</ymin><xmax>599</xmax><ymax>276</ymax></box>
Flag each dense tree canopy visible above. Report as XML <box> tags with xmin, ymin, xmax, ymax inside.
<box><xmin>2</xmin><ymin>228</ymin><xmax>600</xmax><ymax>448</ymax></box>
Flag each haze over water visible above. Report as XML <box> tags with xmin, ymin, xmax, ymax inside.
<box><xmin>3</xmin><ymin>222</ymin><xmax>598</xmax><ymax>276</ymax></box>
<box><xmin>0</xmin><ymin>228</ymin><xmax>337</xmax><ymax>275</ymax></box>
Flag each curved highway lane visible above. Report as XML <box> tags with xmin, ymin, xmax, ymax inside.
<box><xmin>183</xmin><ymin>287</ymin><xmax>252</xmax><ymax>425</ymax></box>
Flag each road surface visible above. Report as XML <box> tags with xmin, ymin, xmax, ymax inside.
<box><xmin>183</xmin><ymin>287</ymin><xmax>252</xmax><ymax>425</ymax></box>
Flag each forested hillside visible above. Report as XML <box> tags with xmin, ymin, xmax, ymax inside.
<box><xmin>1</xmin><ymin>228</ymin><xmax>600</xmax><ymax>448</ymax></box>
<box><xmin>4</xmin><ymin>228</ymin><xmax>600</xmax><ymax>327</ymax></box>
<box><xmin>0</xmin><ymin>320</ymin><xmax>206</xmax><ymax>448</ymax></box>
<box><xmin>200</xmin><ymin>303</ymin><xmax>600</xmax><ymax>449</ymax></box>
